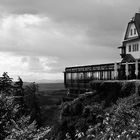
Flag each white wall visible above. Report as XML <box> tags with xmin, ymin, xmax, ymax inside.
<box><xmin>126</xmin><ymin>40</ymin><xmax>140</xmax><ymax>59</ymax></box>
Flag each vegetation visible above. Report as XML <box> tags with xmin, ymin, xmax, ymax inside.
<box><xmin>0</xmin><ymin>72</ymin><xmax>51</xmax><ymax>140</ymax></box>
<box><xmin>51</xmin><ymin>84</ymin><xmax>140</xmax><ymax>140</ymax></box>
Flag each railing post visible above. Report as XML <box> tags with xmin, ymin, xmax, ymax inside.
<box><xmin>114</xmin><ymin>62</ymin><xmax>118</xmax><ymax>80</ymax></box>
<box><xmin>125</xmin><ymin>62</ymin><xmax>129</xmax><ymax>80</ymax></box>
<box><xmin>135</xmin><ymin>60</ymin><xmax>138</xmax><ymax>79</ymax></box>
<box><xmin>64</xmin><ymin>72</ymin><xmax>66</xmax><ymax>88</ymax></box>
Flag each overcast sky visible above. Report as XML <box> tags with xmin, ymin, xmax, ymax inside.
<box><xmin>0</xmin><ymin>0</ymin><xmax>139</xmax><ymax>82</ymax></box>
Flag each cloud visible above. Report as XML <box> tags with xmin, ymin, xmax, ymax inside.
<box><xmin>0</xmin><ymin>13</ymin><xmax>120</xmax><ymax>59</ymax></box>
<box><xmin>0</xmin><ymin>13</ymin><xmax>87</xmax><ymax>56</ymax></box>
<box><xmin>0</xmin><ymin>0</ymin><xmax>138</xmax><ymax>81</ymax></box>
<box><xmin>0</xmin><ymin>52</ymin><xmax>63</xmax><ymax>82</ymax></box>
<box><xmin>0</xmin><ymin>13</ymin><xmax>98</xmax><ymax>80</ymax></box>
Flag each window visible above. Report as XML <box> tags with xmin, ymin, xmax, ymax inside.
<box><xmin>134</xmin><ymin>28</ymin><xmax>137</xmax><ymax>35</ymax></box>
<box><xmin>66</xmin><ymin>73</ymin><xmax>71</xmax><ymax>80</ymax></box>
<box><xmin>134</xmin><ymin>44</ymin><xmax>136</xmax><ymax>51</ymax></box>
<box><xmin>129</xmin><ymin>45</ymin><xmax>131</xmax><ymax>52</ymax></box>
<box><xmin>85</xmin><ymin>72</ymin><xmax>92</xmax><ymax>79</ymax></box>
<box><xmin>133</xmin><ymin>44</ymin><xmax>135</xmax><ymax>51</ymax></box>
<box><xmin>131</xmin><ymin>29</ymin><xmax>133</xmax><ymax>35</ymax></box>
<box><xmin>93</xmin><ymin>72</ymin><xmax>100</xmax><ymax>80</ymax></box>
<box><xmin>132</xmin><ymin>44</ymin><xmax>139</xmax><ymax>52</ymax></box>
<box><xmin>79</xmin><ymin>73</ymin><xmax>84</xmax><ymax>79</ymax></box>
<box><xmin>72</xmin><ymin>73</ymin><xmax>78</xmax><ymax>80</ymax></box>
<box><xmin>136</xmin><ymin>44</ymin><xmax>139</xmax><ymax>51</ymax></box>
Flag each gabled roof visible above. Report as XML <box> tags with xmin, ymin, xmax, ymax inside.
<box><xmin>124</xmin><ymin>13</ymin><xmax>140</xmax><ymax>40</ymax></box>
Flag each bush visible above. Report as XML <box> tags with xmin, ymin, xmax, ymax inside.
<box><xmin>85</xmin><ymin>94</ymin><xmax>140</xmax><ymax>139</ymax></box>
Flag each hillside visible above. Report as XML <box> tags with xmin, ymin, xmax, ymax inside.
<box><xmin>49</xmin><ymin>80</ymin><xmax>140</xmax><ymax>140</ymax></box>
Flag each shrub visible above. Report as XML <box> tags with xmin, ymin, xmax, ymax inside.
<box><xmin>87</xmin><ymin>94</ymin><xmax>140</xmax><ymax>139</ymax></box>
<box><xmin>72</xmin><ymin>102</ymin><xmax>83</xmax><ymax>116</ymax></box>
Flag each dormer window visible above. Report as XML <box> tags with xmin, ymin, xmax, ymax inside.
<box><xmin>131</xmin><ymin>29</ymin><xmax>133</xmax><ymax>35</ymax></box>
<box><xmin>134</xmin><ymin>28</ymin><xmax>136</xmax><ymax>34</ymax></box>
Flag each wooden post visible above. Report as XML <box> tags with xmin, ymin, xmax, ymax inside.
<box><xmin>83</xmin><ymin>72</ymin><xmax>86</xmax><ymax>89</ymax></box>
<box><xmin>125</xmin><ymin>62</ymin><xmax>129</xmax><ymax>80</ymax></box>
<box><xmin>71</xmin><ymin>72</ymin><xmax>73</xmax><ymax>88</ymax></box>
<box><xmin>135</xmin><ymin>60</ymin><xmax>138</xmax><ymax>79</ymax></box>
<box><xmin>114</xmin><ymin>62</ymin><xmax>118</xmax><ymax>80</ymax></box>
<box><xmin>77</xmin><ymin>71</ymin><xmax>79</xmax><ymax>90</ymax></box>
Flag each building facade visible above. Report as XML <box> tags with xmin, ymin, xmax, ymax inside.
<box><xmin>119</xmin><ymin>13</ymin><xmax>140</xmax><ymax>60</ymax></box>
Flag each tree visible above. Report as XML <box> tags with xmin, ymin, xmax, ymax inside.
<box><xmin>0</xmin><ymin>73</ymin><xmax>43</xmax><ymax>139</ymax></box>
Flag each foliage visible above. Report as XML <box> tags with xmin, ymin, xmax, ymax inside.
<box><xmin>97</xmin><ymin>94</ymin><xmax>140</xmax><ymax>140</ymax></box>
<box><xmin>53</xmin><ymin>95</ymin><xmax>105</xmax><ymax>140</ymax></box>
<box><xmin>0</xmin><ymin>72</ymin><xmax>51</xmax><ymax>140</ymax></box>
<box><xmin>55</xmin><ymin>88</ymin><xmax>140</xmax><ymax>140</ymax></box>
<box><xmin>5</xmin><ymin>115</ymin><xmax>51</xmax><ymax>140</ymax></box>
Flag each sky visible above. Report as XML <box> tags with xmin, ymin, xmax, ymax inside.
<box><xmin>0</xmin><ymin>0</ymin><xmax>139</xmax><ymax>82</ymax></box>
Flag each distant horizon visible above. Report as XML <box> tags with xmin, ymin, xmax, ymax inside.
<box><xmin>20</xmin><ymin>78</ymin><xmax>63</xmax><ymax>83</ymax></box>
<box><xmin>12</xmin><ymin>80</ymin><xmax>64</xmax><ymax>84</ymax></box>
<box><xmin>35</xmin><ymin>79</ymin><xmax>64</xmax><ymax>84</ymax></box>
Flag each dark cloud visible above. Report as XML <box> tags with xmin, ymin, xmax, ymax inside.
<box><xmin>0</xmin><ymin>0</ymin><xmax>138</xmax><ymax>48</ymax></box>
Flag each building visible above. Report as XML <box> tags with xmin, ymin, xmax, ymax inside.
<box><xmin>118</xmin><ymin>13</ymin><xmax>140</xmax><ymax>80</ymax></box>
<box><xmin>64</xmin><ymin>12</ymin><xmax>140</xmax><ymax>93</ymax></box>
